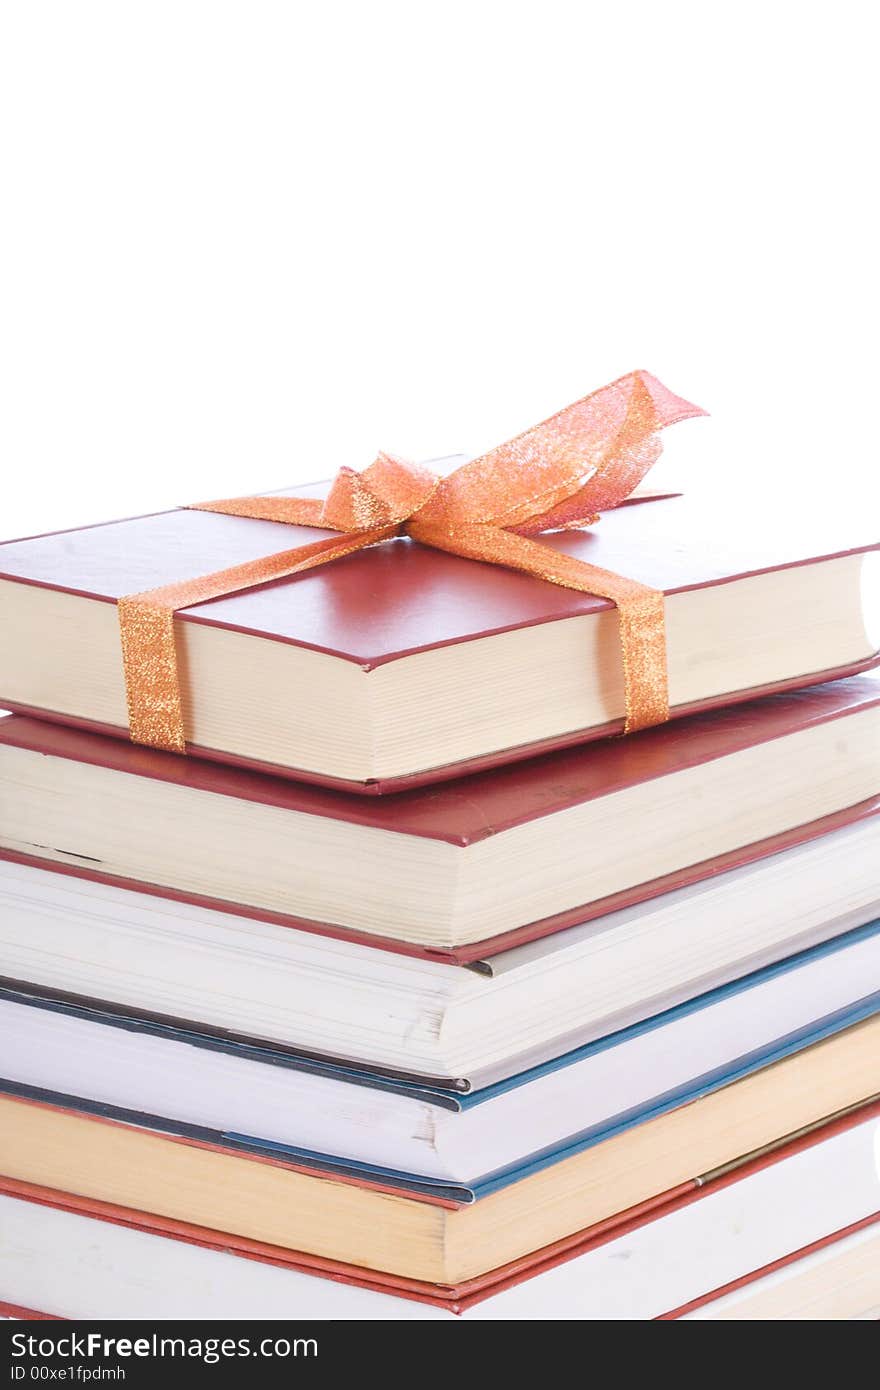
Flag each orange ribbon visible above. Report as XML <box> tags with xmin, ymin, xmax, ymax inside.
<box><xmin>118</xmin><ymin>371</ymin><xmax>705</xmax><ymax>755</ymax></box>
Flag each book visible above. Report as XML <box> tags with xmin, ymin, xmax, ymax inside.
<box><xmin>671</xmin><ymin>1220</ymin><xmax>880</xmax><ymax>1320</ymax></box>
<box><xmin>1</xmin><ymin>675</ymin><xmax>878</xmax><ymax>960</ymax></box>
<box><xmin>1</xmin><ymin>1100</ymin><xmax>878</xmax><ymax>1318</ymax></box>
<box><xmin>0</xmin><ymin>1015</ymin><xmax>877</xmax><ymax>1286</ymax></box>
<box><xmin>0</xmin><ymin>489</ymin><xmax>876</xmax><ymax>792</ymax></box>
<box><xmin>2</xmin><ymin>919</ymin><xmax>878</xmax><ymax>1196</ymax></box>
<box><xmin>1</xmin><ymin>810</ymin><xmax>878</xmax><ymax>1083</ymax></box>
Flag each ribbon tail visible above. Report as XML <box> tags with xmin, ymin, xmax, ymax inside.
<box><xmin>409</xmin><ymin>520</ymin><xmax>668</xmax><ymax>734</ymax></box>
<box><xmin>118</xmin><ymin>525</ymin><xmax>396</xmax><ymax>753</ymax></box>
<box><xmin>189</xmin><ymin>496</ymin><xmax>330</xmax><ymax>526</ymax></box>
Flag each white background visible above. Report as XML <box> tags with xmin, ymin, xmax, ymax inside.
<box><xmin>2</xmin><ymin>2</ymin><xmax>878</xmax><ymax>539</ymax></box>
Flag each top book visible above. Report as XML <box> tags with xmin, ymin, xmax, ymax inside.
<box><xmin>0</xmin><ymin>486</ymin><xmax>877</xmax><ymax>791</ymax></box>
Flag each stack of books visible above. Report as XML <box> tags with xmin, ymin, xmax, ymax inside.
<box><xmin>1</xmin><ymin>422</ymin><xmax>879</xmax><ymax>1320</ymax></box>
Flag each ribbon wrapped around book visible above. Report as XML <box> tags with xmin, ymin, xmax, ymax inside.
<box><xmin>118</xmin><ymin>371</ymin><xmax>706</xmax><ymax>754</ymax></box>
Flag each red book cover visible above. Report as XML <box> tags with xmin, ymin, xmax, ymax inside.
<box><xmin>0</xmin><ymin>676</ymin><xmax>878</xmax><ymax>963</ymax></box>
<box><xmin>1</xmin><ymin>488</ymin><xmax>877</xmax><ymax>792</ymax></box>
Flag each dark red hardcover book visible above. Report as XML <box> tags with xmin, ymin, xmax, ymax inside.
<box><xmin>1</xmin><ymin>676</ymin><xmax>878</xmax><ymax>962</ymax></box>
<box><xmin>1</xmin><ymin>487</ymin><xmax>877</xmax><ymax>791</ymax></box>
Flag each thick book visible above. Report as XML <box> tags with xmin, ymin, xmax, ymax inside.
<box><xmin>0</xmin><ymin>1015</ymin><xmax>877</xmax><ymax>1286</ymax></box>
<box><xmin>2</xmin><ymin>811</ymin><xmax>879</xmax><ymax>1083</ymax></box>
<box><xmin>2</xmin><ymin>919</ymin><xmax>878</xmax><ymax>1196</ymax></box>
<box><xmin>1</xmin><ymin>1101</ymin><xmax>878</xmax><ymax>1318</ymax></box>
<box><xmin>1</xmin><ymin>675</ymin><xmax>879</xmax><ymax>960</ymax></box>
<box><xmin>0</xmin><ymin>488</ymin><xmax>877</xmax><ymax>792</ymax></box>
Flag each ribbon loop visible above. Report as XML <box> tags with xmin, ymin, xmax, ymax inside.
<box><xmin>119</xmin><ymin>371</ymin><xmax>705</xmax><ymax>758</ymax></box>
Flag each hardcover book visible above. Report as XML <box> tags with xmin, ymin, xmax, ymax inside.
<box><xmin>0</xmin><ymin>676</ymin><xmax>878</xmax><ymax>960</ymax></box>
<box><xmin>0</xmin><ymin>488</ymin><xmax>877</xmax><ymax>791</ymax></box>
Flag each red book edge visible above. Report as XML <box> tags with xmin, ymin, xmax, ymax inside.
<box><xmin>2</xmin><ymin>1098</ymin><xmax>878</xmax><ymax>1317</ymax></box>
<box><xmin>0</xmin><ymin>1300</ymin><xmax>58</xmax><ymax>1321</ymax></box>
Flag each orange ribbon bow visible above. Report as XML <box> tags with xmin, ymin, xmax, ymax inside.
<box><xmin>118</xmin><ymin>370</ymin><xmax>705</xmax><ymax>755</ymax></box>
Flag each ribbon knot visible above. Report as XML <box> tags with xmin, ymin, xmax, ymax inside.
<box><xmin>319</xmin><ymin>455</ymin><xmax>440</xmax><ymax>532</ymax></box>
<box><xmin>118</xmin><ymin>371</ymin><xmax>705</xmax><ymax>758</ymax></box>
